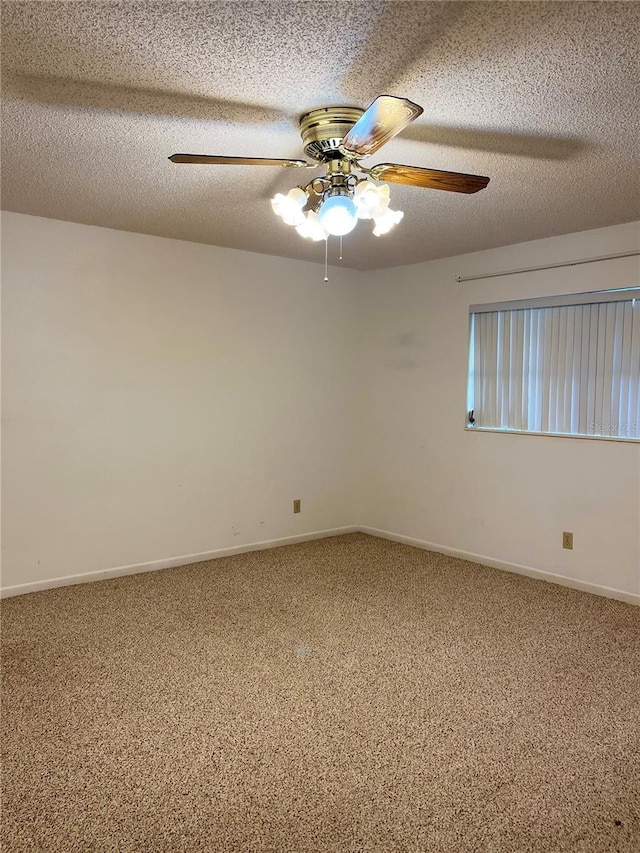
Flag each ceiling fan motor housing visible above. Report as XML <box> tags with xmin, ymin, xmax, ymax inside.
<box><xmin>300</xmin><ymin>106</ymin><xmax>364</xmax><ymax>162</ymax></box>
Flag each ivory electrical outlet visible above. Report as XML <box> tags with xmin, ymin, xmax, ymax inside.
<box><xmin>293</xmin><ymin>499</ymin><xmax>301</xmax><ymax>514</ymax></box>
<box><xmin>562</xmin><ymin>531</ymin><xmax>573</xmax><ymax>550</ymax></box>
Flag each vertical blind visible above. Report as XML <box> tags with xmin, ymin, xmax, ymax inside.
<box><xmin>469</xmin><ymin>290</ymin><xmax>640</xmax><ymax>440</ymax></box>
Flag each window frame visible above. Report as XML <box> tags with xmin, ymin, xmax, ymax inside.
<box><xmin>465</xmin><ymin>287</ymin><xmax>640</xmax><ymax>444</ymax></box>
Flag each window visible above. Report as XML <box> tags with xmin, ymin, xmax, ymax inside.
<box><xmin>467</xmin><ymin>288</ymin><xmax>640</xmax><ymax>441</ymax></box>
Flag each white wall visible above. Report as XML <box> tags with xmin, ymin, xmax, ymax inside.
<box><xmin>1</xmin><ymin>213</ymin><xmax>359</xmax><ymax>590</ymax></box>
<box><xmin>358</xmin><ymin>221</ymin><xmax>640</xmax><ymax>599</ymax></box>
<box><xmin>2</xmin><ymin>213</ymin><xmax>639</xmax><ymax>601</ymax></box>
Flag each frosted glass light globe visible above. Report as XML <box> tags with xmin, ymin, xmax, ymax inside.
<box><xmin>271</xmin><ymin>187</ymin><xmax>307</xmax><ymax>226</ymax></box>
<box><xmin>317</xmin><ymin>195</ymin><xmax>358</xmax><ymax>236</ymax></box>
<box><xmin>354</xmin><ymin>180</ymin><xmax>390</xmax><ymax>220</ymax></box>
<box><xmin>296</xmin><ymin>210</ymin><xmax>327</xmax><ymax>241</ymax></box>
<box><xmin>372</xmin><ymin>207</ymin><xmax>404</xmax><ymax>236</ymax></box>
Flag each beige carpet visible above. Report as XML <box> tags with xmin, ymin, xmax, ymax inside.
<box><xmin>2</xmin><ymin>533</ymin><xmax>639</xmax><ymax>852</ymax></box>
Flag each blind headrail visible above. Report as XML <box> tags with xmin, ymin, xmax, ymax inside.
<box><xmin>470</xmin><ymin>287</ymin><xmax>640</xmax><ymax>315</ymax></box>
<box><xmin>456</xmin><ymin>249</ymin><xmax>640</xmax><ymax>283</ymax></box>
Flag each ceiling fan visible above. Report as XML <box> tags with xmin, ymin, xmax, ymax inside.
<box><xmin>169</xmin><ymin>95</ymin><xmax>490</xmax><ymax>242</ymax></box>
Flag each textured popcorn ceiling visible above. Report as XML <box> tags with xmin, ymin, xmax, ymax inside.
<box><xmin>1</xmin><ymin>1</ymin><xmax>639</xmax><ymax>270</ymax></box>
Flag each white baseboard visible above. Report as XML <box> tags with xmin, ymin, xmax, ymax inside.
<box><xmin>3</xmin><ymin>524</ymin><xmax>637</xmax><ymax>606</ymax></box>
<box><xmin>0</xmin><ymin>526</ymin><xmax>359</xmax><ymax>599</ymax></box>
<box><xmin>358</xmin><ymin>526</ymin><xmax>640</xmax><ymax>606</ymax></box>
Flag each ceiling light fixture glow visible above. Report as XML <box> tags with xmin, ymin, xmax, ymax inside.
<box><xmin>296</xmin><ymin>210</ymin><xmax>327</xmax><ymax>241</ymax></box>
<box><xmin>317</xmin><ymin>194</ymin><xmax>358</xmax><ymax>237</ymax></box>
<box><xmin>354</xmin><ymin>180</ymin><xmax>390</xmax><ymax>220</ymax></box>
<box><xmin>372</xmin><ymin>207</ymin><xmax>404</xmax><ymax>236</ymax></box>
<box><xmin>271</xmin><ymin>187</ymin><xmax>307</xmax><ymax>226</ymax></box>
<box><xmin>270</xmin><ymin>173</ymin><xmax>403</xmax><ymax>243</ymax></box>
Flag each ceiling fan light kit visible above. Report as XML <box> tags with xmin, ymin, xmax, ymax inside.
<box><xmin>169</xmin><ymin>94</ymin><xmax>490</xmax><ymax>257</ymax></box>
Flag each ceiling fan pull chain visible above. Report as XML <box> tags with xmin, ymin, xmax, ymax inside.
<box><xmin>324</xmin><ymin>237</ymin><xmax>329</xmax><ymax>282</ymax></box>
<box><xmin>339</xmin><ymin>235</ymin><xmax>343</xmax><ymax>261</ymax></box>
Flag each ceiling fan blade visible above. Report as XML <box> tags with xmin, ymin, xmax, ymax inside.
<box><xmin>169</xmin><ymin>154</ymin><xmax>312</xmax><ymax>167</ymax></box>
<box><xmin>368</xmin><ymin>163</ymin><xmax>490</xmax><ymax>193</ymax></box>
<box><xmin>341</xmin><ymin>95</ymin><xmax>423</xmax><ymax>158</ymax></box>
